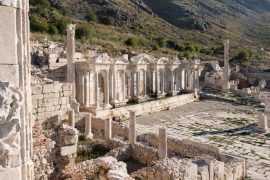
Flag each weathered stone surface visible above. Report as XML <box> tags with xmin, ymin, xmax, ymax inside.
<box><xmin>60</xmin><ymin>145</ymin><xmax>77</xmax><ymax>156</ymax></box>
<box><xmin>0</xmin><ymin>65</ymin><xmax>19</xmax><ymax>87</ymax></box>
<box><xmin>0</xmin><ymin>0</ymin><xmax>23</xmax><ymax>9</ymax></box>
<box><xmin>0</xmin><ymin>6</ymin><xmax>17</xmax><ymax>64</ymax></box>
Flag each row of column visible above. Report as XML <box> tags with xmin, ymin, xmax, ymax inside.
<box><xmin>104</xmin><ymin>111</ymin><xmax>168</xmax><ymax>159</ymax></box>
<box><xmin>76</xmin><ymin>66</ymin><xmax>199</xmax><ymax>108</ymax></box>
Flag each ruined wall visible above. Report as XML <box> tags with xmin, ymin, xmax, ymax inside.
<box><xmin>32</xmin><ymin>82</ymin><xmax>72</xmax><ymax>128</ymax></box>
<box><xmin>0</xmin><ymin>0</ymin><xmax>33</xmax><ymax>179</ymax></box>
<box><xmin>89</xmin><ymin>93</ymin><xmax>196</xmax><ymax>119</ymax></box>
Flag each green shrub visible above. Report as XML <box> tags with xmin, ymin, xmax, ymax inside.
<box><xmin>48</xmin><ymin>25</ymin><xmax>58</xmax><ymax>35</ymax></box>
<box><xmin>76</xmin><ymin>25</ymin><xmax>92</xmax><ymax>40</ymax></box>
<box><xmin>166</xmin><ymin>40</ymin><xmax>185</xmax><ymax>51</ymax></box>
<box><xmin>184</xmin><ymin>42</ymin><xmax>198</xmax><ymax>52</ymax></box>
<box><xmin>100</xmin><ymin>16</ymin><xmax>115</xmax><ymax>26</ymax></box>
<box><xmin>55</xmin><ymin>18</ymin><xmax>70</xmax><ymax>35</ymax></box>
<box><xmin>155</xmin><ymin>37</ymin><xmax>167</xmax><ymax>48</ymax></box>
<box><xmin>85</xmin><ymin>11</ymin><xmax>97</xmax><ymax>22</ymax></box>
<box><xmin>125</xmin><ymin>37</ymin><xmax>146</xmax><ymax>47</ymax></box>
<box><xmin>30</xmin><ymin>15</ymin><xmax>49</xmax><ymax>33</ymax></box>
<box><xmin>234</xmin><ymin>51</ymin><xmax>254</xmax><ymax>62</ymax></box>
<box><xmin>184</xmin><ymin>52</ymin><xmax>193</xmax><ymax>59</ymax></box>
<box><xmin>200</xmin><ymin>48</ymin><xmax>214</xmax><ymax>55</ymax></box>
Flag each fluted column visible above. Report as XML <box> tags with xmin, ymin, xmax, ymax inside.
<box><xmin>84</xmin><ymin>71</ymin><xmax>90</xmax><ymax>107</ymax></box>
<box><xmin>105</xmin><ymin>70</ymin><xmax>110</xmax><ymax>107</ymax></box>
<box><xmin>136</xmin><ymin>71</ymin><xmax>140</xmax><ymax>97</ymax></box>
<box><xmin>95</xmin><ymin>71</ymin><xmax>99</xmax><ymax>108</ymax></box>
<box><xmin>144</xmin><ymin>70</ymin><xmax>147</xmax><ymax>97</ymax></box>
<box><xmin>162</xmin><ymin>69</ymin><xmax>165</xmax><ymax>94</ymax></box>
<box><xmin>130</xmin><ymin>71</ymin><xmax>135</xmax><ymax>98</ymax></box>
<box><xmin>122</xmin><ymin>70</ymin><xmax>126</xmax><ymax>101</ymax></box>
<box><xmin>78</xmin><ymin>72</ymin><xmax>85</xmax><ymax>105</ymax></box>
<box><xmin>156</xmin><ymin>70</ymin><xmax>160</xmax><ymax>95</ymax></box>
<box><xmin>113</xmin><ymin>70</ymin><xmax>117</xmax><ymax>103</ymax></box>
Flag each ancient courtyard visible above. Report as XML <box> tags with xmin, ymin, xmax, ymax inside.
<box><xmin>1</xmin><ymin>0</ymin><xmax>270</xmax><ymax>180</ymax></box>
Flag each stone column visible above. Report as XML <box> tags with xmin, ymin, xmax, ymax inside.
<box><xmin>130</xmin><ymin>71</ymin><xmax>135</xmax><ymax>98</ymax></box>
<box><xmin>105</xmin><ymin>118</ymin><xmax>112</xmax><ymax>139</ymax></box>
<box><xmin>122</xmin><ymin>70</ymin><xmax>126</xmax><ymax>101</ymax></box>
<box><xmin>69</xmin><ymin>109</ymin><xmax>75</xmax><ymax>127</ymax></box>
<box><xmin>105</xmin><ymin>70</ymin><xmax>110</xmax><ymax>107</ymax></box>
<box><xmin>66</xmin><ymin>24</ymin><xmax>76</xmax><ymax>98</ymax></box>
<box><xmin>202</xmin><ymin>155</ymin><xmax>214</xmax><ymax>180</ymax></box>
<box><xmin>84</xmin><ymin>114</ymin><xmax>93</xmax><ymax>139</ymax></box>
<box><xmin>223</xmin><ymin>39</ymin><xmax>230</xmax><ymax>91</ymax></box>
<box><xmin>129</xmin><ymin>111</ymin><xmax>136</xmax><ymax>144</ymax></box>
<box><xmin>112</xmin><ymin>70</ymin><xmax>117</xmax><ymax>104</ymax></box>
<box><xmin>136</xmin><ymin>71</ymin><xmax>140</xmax><ymax>97</ymax></box>
<box><xmin>144</xmin><ymin>70</ymin><xmax>147</xmax><ymax>97</ymax></box>
<box><xmin>155</xmin><ymin>69</ymin><xmax>160</xmax><ymax>95</ymax></box>
<box><xmin>159</xmin><ymin>128</ymin><xmax>167</xmax><ymax>159</ymax></box>
<box><xmin>162</xmin><ymin>69</ymin><xmax>165</xmax><ymax>94</ymax></box>
<box><xmin>194</xmin><ymin>69</ymin><xmax>200</xmax><ymax>98</ymax></box>
<box><xmin>170</xmin><ymin>69</ymin><xmax>176</xmax><ymax>96</ymax></box>
<box><xmin>0</xmin><ymin>1</ymin><xmax>34</xmax><ymax>179</ymax></box>
<box><xmin>84</xmin><ymin>72</ymin><xmax>90</xmax><ymax>107</ymax></box>
<box><xmin>78</xmin><ymin>72</ymin><xmax>85</xmax><ymax>105</ymax></box>
<box><xmin>95</xmin><ymin>71</ymin><xmax>99</xmax><ymax>108</ymax></box>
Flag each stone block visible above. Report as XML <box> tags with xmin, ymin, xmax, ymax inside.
<box><xmin>43</xmin><ymin>84</ymin><xmax>54</xmax><ymax>93</ymax></box>
<box><xmin>62</xmin><ymin>83</ymin><xmax>72</xmax><ymax>91</ymax></box>
<box><xmin>0</xmin><ymin>6</ymin><xmax>17</xmax><ymax>64</ymax></box>
<box><xmin>32</xmin><ymin>85</ymin><xmax>43</xmax><ymax>95</ymax></box>
<box><xmin>60</xmin><ymin>145</ymin><xmax>77</xmax><ymax>156</ymax></box>
<box><xmin>32</xmin><ymin>94</ymin><xmax>44</xmax><ymax>100</ymax></box>
<box><xmin>0</xmin><ymin>65</ymin><xmax>19</xmax><ymax>86</ymax></box>
<box><xmin>58</xmin><ymin>58</ymin><xmax>67</xmax><ymax>63</ymax></box>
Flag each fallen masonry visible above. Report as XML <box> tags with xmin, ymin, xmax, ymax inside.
<box><xmin>0</xmin><ymin>0</ymin><xmax>269</xmax><ymax>179</ymax></box>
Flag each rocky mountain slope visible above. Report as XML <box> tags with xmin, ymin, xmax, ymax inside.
<box><xmin>141</xmin><ymin>0</ymin><xmax>270</xmax><ymax>47</ymax></box>
<box><xmin>29</xmin><ymin>0</ymin><xmax>270</xmax><ymax>67</ymax></box>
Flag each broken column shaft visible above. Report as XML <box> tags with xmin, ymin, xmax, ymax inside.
<box><xmin>105</xmin><ymin>118</ymin><xmax>112</xmax><ymax>139</ymax></box>
<box><xmin>69</xmin><ymin>109</ymin><xmax>75</xmax><ymax>127</ymax></box>
<box><xmin>84</xmin><ymin>113</ymin><xmax>93</xmax><ymax>139</ymax></box>
<box><xmin>129</xmin><ymin>111</ymin><xmax>136</xmax><ymax>144</ymax></box>
<box><xmin>158</xmin><ymin>128</ymin><xmax>168</xmax><ymax>159</ymax></box>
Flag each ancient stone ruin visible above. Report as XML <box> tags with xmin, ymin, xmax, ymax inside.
<box><xmin>0</xmin><ymin>1</ymin><xmax>269</xmax><ymax>180</ymax></box>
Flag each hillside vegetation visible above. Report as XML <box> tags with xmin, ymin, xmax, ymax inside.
<box><xmin>29</xmin><ymin>0</ymin><xmax>270</xmax><ymax>68</ymax></box>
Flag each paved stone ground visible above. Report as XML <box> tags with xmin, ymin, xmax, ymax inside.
<box><xmin>131</xmin><ymin>100</ymin><xmax>270</xmax><ymax>180</ymax></box>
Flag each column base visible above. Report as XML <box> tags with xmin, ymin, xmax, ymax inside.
<box><xmin>155</xmin><ymin>93</ymin><xmax>166</xmax><ymax>99</ymax></box>
<box><xmin>111</xmin><ymin>100</ymin><xmax>128</xmax><ymax>108</ymax></box>
<box><xmin>168</xmin><ymin>91</ymin><xmax>178</xmax><ymax>96</ymax></box>
<box><xmin>84</xmin><ymin>133</ymin><xmax>94</xmax><ymax>140</ymax></box>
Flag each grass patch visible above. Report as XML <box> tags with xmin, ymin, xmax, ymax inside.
<box><xmin>76</xmin><ymin>140</ymin><xmax>109</xmax><ymax>163</ymax></box>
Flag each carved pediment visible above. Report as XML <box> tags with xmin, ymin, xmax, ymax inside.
<box><xmin>90</xmin><ymin>53</ymin><xmax>114</xmax><ymax>64</ymax></box>
<box><xmin>130</xmin><ymin>53</ymin><xmax>152</xmax><ymax>64</ymax></box>
<box><xmin>156</xmin><ymin>57</ymin><xmax>169</xmax><ymax>65</ymax></box>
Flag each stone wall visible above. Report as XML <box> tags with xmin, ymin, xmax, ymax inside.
<box><xmin>85</xmin><ymin>93</ymin><xmax>196</xmax><ymax>119</ymax></box>
<box><xmin>32</xmin><ymin>82</ymin><xmax>72</xmax><ymax>128</ymax></box>
<box><xmin>137</xmin><ymin>133</ymin><xmax>220</xmax><ymax>159</ymax></box>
